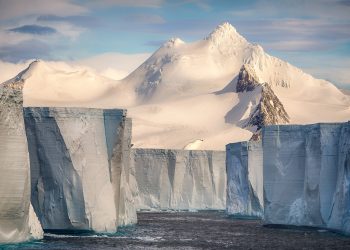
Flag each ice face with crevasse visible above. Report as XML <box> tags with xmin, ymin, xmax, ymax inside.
<box><xmin>263</xmin><ymin>122</ymin><xmax>350</xmax><ymax>234</ymax></box>
<box><xmin>0</xmin><ymin>81</ymin><xmax>43</xmax><ymax>243</ymax></box>
<box><xmin>24</xmin><ymin>107</ymin><xmax>129</xmax><ymax>232</ymax></box>
<box><xmin>133</xmin><ymin>149</ymin><xmax>226</xmax><ymax>211</ymax></box>
<box><xmin>226</xmin><ymin>141</ymin><xmax>263</xmax><ymax>217</ymax></box>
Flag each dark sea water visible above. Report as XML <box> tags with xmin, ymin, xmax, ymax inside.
<box><xmin>2</xmin><ymin>211</ymin><xmax>350</xmax><ymax>250</ymax></box>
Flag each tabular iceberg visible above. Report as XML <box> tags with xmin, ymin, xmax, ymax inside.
<box><xmin>0</xmin><ymin>83</ymin><xmax>43</xmax><ymax>243</ymax></box>
<box><xmin>226</xmin><ymin>141</ymin><xmax>263</xmax><ymax>217</ymax></box>
<box><xmin>133</xmin><ymin>149</ymin><xmax>226</xmax><ymax>210</ymax></box>
<box><xmin>24</xmin><ymin>107</ymin><xmax>127</xmax><ymax>232</ymax></box>
<box><xmin>263</xmin><ymin>122</ymin><xmax>350</xmax><ymax>234</ymax></box>
<box><xmin>118</xmin><ymin>118</ymin><xmax>138</xmax><ymax>226</ymax></box>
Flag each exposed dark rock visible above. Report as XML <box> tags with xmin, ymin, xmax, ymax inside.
<box><xmin>246</xmin><ymin>83</ymin><xmax>290</xmax><ymax>130</ymax></box>
<box><xmin>236</xmin><ymin>64</ymin><xmax>261</xmax><ymax>92</ymax></box>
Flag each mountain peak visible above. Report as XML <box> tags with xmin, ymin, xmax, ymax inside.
<box><xmin>162</xmin><ymin>37</ymin><xmax>185</xmax><ymax>48</ymax></box>
<box><xmin>17</xmin><ymin>60</ymin><xmax>45</xmax><ymax>81</ymax></box>
<box><xmin>214</xmin><ymin>22</ymin><xmax>238</xmax><ymax>34</ymax></box>
<box><xmin>205</xmin><ymin>22</ymin><xmax>247</xmax><ymax>45</ymax></box>
<box><xmin>1</xmin><ymin>60</ymin><xmax>49</xmax><ymax>87</ymax></box>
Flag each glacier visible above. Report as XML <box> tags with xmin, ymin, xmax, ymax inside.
<box><xmin>133</xmin><ymin>149</ymin><xmax>226</xmax><ymax>210</ymax></box>
<box><xmin>263</xmin><ymin>122</ymin><xmax>350</xmax><ymax>234</ymax></box>
<box><xmin>24</xmin><ymin>107</ymin><xmax>129</xmax><ymax>232</ymax></box>
<box><xmin>226</xmin><ymin>141</ymin><xmax>263</xmax><ymax>217</ymax></box>
<box><xmin>0</xmin><ymin>82</ymin><xmax>43</xmax><ymax>243</ymax></box>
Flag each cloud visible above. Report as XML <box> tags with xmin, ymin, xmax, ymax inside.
<box><xmin>338</xmin><ymin>0</ymin><xmax>350</xmax><ymax>6</ymax></box>
<box><xmin>0</xmin><ymin>39</ymin><xmax>53</xmax><ymax>62</ymax></box>
<box><xmin>252</xmin><ymin>0</ymin><xmax>350</xmax><ymax>21</ymax></box>
<box><xmin>37</xmin><ymin>15</ymin><xmax>101</xmax><ymax>28</ymax></box>
<box><xmin>0</xmin><ymin>60</ymin><xmax>31</xmax><ymax>83</ymax></box>
<box><xmin>228</xmin><ymin>18</ymin><xmax>350</xmax><ymax>52</ymax></box>
<box><xmin>88</xmin><ymin>0</ymin><xmax>164</xmax><ymax>8</ymax></box>
<box><xmin>0</xmin><ymin>0</ymin><xmax>88</xmax><ymax>20</ymax></box>
<box><xmin>125</xmin><ymin>14</ymin><xmax>166</xmax><ymax>24</ymax></box>
<box><xmin>0</xmin><ymin>52</ymin><xmax>151</xmax><ymax>83</ymax></box>
<box><xmin>75</xmin><ymin>52</ymin><xmax>150</xmax><ymax>77</ymax></box>
<box><xmin>144</xmin><ymin>40</ymin><xmax>165</xmax><ymax>47</ymax></box>
<box><xmin>70</xmin><ymin>52</ymin><xmax>150</xmax><ymax>80</ymax></box>
<box><xmin>8</xmin><ymin>24</ymin><xmax>56</xmax><ymax>35</ymax></box>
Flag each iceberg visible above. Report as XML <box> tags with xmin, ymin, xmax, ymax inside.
<box><xmin>226</xmin><ymin>141</ymin><xmax>263</xmax><ymax>217</ymax></box>
<box><xmin>263</xmin><ymin>122</ymin><xmax>350</xmax><ymax>234</ymax></box>
<box><xmin>118</xmin><ymin>118</ymin><xmax>138</xmax><ymax>226</ymax></box>
<box><xmin>133</xmin><ymin>149</ymin><xmax>226</xmax><ymax>210</ymax></box>
<box><xmin>0</xmin><ymin>83</ymin><xmax>43</xmax><ymax>243</ymax></box>
<box><xmin>24</xmin><ymin>107</ymin><xmax>128</xmax><ymax>232</ymax></box>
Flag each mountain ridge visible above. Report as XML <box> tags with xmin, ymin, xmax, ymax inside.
<box><xmin>2</xmin><ymin>22</ymin><xmax>349</xmax><ymax>150</ymax></box>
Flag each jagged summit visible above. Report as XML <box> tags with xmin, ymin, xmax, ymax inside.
<box><xmin>245</xmin><ymin>83</ymin><xmax>290</xmax><ymax>130</ymax></box>
<box><xmin>205</xmin><ymin>22</ymin><xmax>247</xmax><ymax>46</ymax></box>
<box><xmin>236</xmin><ymin>64</ymin><xmax>261</xmax><ymax>92</ymax></box>
<box><xmin>162</xmin><ymin>38</ymin><xmax>185</xmax><ymax>48</ymax></box>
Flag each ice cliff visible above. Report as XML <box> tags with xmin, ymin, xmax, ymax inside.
<box><xmin>226</xmin><ymin>141</ymin><xmax>263</xmax><ymax>217</ymax></box>
<box><xmin>118</xmin><ymin>118</ymin><xmax>138</xmax><ymax>226</ymax></box>
<box><xmin>263</xmin><ymin>122</ymin><xmax>350</xmax><ymax>234</ymax></box>
<box><xmin>226</xmin><ymin>121</ymin><xmax>350</xmax><ymax>234</ymax></box>
<box><xmin>24</xmin><ymin>107</ymin><xmax>128</xmax><ymax>232</ymax></box>
<box><xmin>133</xmin><ymin>149</ymin><xmax>226</xmax><ymax>210</ymax></box>
<box><xmin>0</xmin><ymin>82</ymin><xmax>43</xmax><ymax>243</ymax></box>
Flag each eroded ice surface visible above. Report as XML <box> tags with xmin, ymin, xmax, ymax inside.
<box><xmin>0</xmin><ymin>83</ymin><xmax>43</xmax><ymax>243</ymax></box>
<box><xmin>133</xmin><ymin>149</ymin><xmax>226</xmax><ymax>210</ymax></box>
<box><xmin>263</xmin><ymin>122</ymin><xmax>350</xmax><ymax>234</ymax></box>
<box><xmin>226</xmin><ymin>141</ymin><xmax>263</xmax><ymax>217</ymax></box>
<box><xmin>118</xmin><ymin>118</ymin><xmax>138</xmax><ymax>226</ymax></box>
<box><xmin>24</xmin><ymin>107</ymin><xmax>127</xmax><ymax>232</ymax></box>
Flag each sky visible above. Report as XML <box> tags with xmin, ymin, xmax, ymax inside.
<box><xmin>0</xmin><ymin>0</ymin><xmax>349</xmax><ymax>88</ymax></box>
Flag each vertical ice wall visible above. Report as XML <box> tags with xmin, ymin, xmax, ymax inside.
<box><xmin>118</xmin><ymin>118</ymin><xmax>138</xmax><ymax>226</ymax></box>
<box><xmin>0</xmin><ymin>83</ymin><xmax>43</xmax><ymax>243</ymax></box>
<box><xmin>133</xmin><ymin>149</ymin><xmax>226</xmax><ymax>210</ymax></box>
<box><xmin>24</xmin><ymin>107</ymin><xmax>127</xmax><ymax>232</ymax></box>
<box><xmin>263</xmin><ymin>122</ymin><xmax>350</xmax><ymax>234</ymax></box>
<box><xmin>226</xmin><ymin>141</ymin><xmax>263</xmax><ymax>217</ymax></box>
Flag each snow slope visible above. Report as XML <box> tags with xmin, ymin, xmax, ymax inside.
<box><xmin>2</xmin><ymin>22</ymin><xmax>350</xmax><ymax>150</ymax></box>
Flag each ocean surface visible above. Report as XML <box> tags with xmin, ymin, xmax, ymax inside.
<box><xmin>2</xmin><ymin>211</ymin><xmax>350</xmax><ymax>249</ymax></box>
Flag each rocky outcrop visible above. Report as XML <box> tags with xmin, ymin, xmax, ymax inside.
<box><xmin>245</xmin><ymin>83</ymin><xmax>289</xmax><ymax>130</ymax></box>
<box><xmin>235</xmin><ymin>64</ymin><xmax>290</xmax><ymax>130</ymax></box>
<box><xmin>133</xmin><ymin>149</ymin><xmax>226</xmax><ymax>210</ymax></box>
<box><xmin>236</xmin><ymin>64</ymin><xmax>261</xmax><ymax>92</ymax></box>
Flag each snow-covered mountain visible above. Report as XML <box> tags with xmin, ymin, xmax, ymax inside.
<box><xmin>2</xmin><ymin>22</ymin><xmax>350</xmax><ymax>150</ymax></box>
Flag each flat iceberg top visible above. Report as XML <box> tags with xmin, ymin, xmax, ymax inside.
<box><xmin>23</xmin><ymin>107</ymin><xmax>126</xmax><ymax>118</ymax></box>
<box><xmin>133</xmin><ymin>148</ymin><xmax>226</xmax><ymax>154</ymax></box>
<box><xmin>263</xmin><ymin>121</ymin><xmax>350</xmax><ymax>132</ymax></box>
